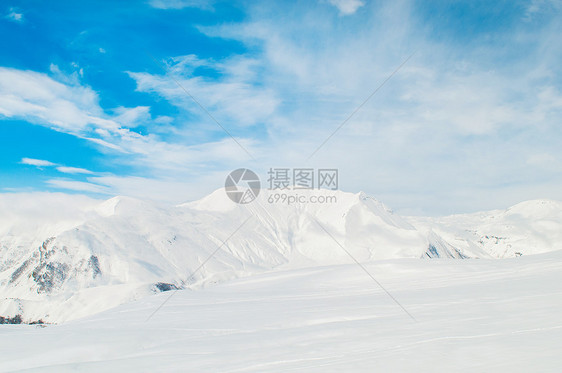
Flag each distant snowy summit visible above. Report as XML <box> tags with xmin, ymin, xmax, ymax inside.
<box><xmin>0</xmin><ymin>190</ymin><xmax>561</xmax><ymax>323</ymax></box>
<box><xmin>410</xmin><ymin>199</ymin><xmax>562</xmax><ymax>258</ymax></box>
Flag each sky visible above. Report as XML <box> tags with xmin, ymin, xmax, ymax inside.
<box><xmin>0</xmin><ymin>0</ymin><xmax>561</xmax><ymax>215</ymax></box>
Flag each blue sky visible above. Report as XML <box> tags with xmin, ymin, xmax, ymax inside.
<box><xmin>1</xmin><ymin>0</ymin><xmax>561</xmax><ymax>215</ymax></box>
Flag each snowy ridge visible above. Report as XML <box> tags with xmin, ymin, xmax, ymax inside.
<box><xmin>0</xmin><ymin>190</ymin><xmax>561</xmax><ymax>323</ymax></box>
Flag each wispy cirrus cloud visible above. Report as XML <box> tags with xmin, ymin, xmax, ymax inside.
<box><xmin>20</xmin><ymin>158</ymin><xmax>56</xmax><ymax>167</ymax></box>
<box><xmin>21</xmin><ymin>158</ymin><xmax>95</xmax><ymax>175</ymax></box>
<box><xmin>128</xmin><ymin>55</ymin><xmax>279</xmax><ymax>130</ymax></box>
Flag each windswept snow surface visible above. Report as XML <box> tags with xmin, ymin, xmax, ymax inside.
<box><xmin>0</xmin><ymin>190</ymin><xmax>561</xmax><ymax>323</ymax></box>
<box><xmin>1</xmin><ymin>251</ymin><xmax>561</xmax><ymax>372</ymax></box>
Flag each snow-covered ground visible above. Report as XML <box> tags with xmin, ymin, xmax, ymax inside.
<box><xmin>1</xmin><ymin>251</ymin><xmax>561</xmax><ymax>372</ymax></box>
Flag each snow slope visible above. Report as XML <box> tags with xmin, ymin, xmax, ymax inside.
<box><xmin>0</xmin><ymin>190</ymin><xmax>561</xmax><ymax>324</ymax></box>
<box><xmin>1</xmin><ymin>251</ymin><xmax>561</xmax><ymax>372</ymax></box>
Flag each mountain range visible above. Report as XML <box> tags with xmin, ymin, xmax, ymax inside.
<box><xmin>1</xmin><ymin>189</ymin><xmax>561</xmax><ymax>323</ymax></box>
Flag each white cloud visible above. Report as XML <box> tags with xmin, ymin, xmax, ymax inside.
<box><xmin>56</xmin><ymin>166</ymin><xmax>94</xmax><ymax>175</ymax></box>
<box><xmin>20</xmin><ymin>158</ymin><xmax>56</xmax><ymax>167</ymax></box>
<box><xmin>85</xmin><ymin>165</ymin><xmax>243</xmax><ymax>203</ymax></box>
<box><xmin>327</xmin><ymin>0</ymin><xmax>365</xmax><ymax>15</ymax></box>
<box><xmin>113</xmin><ymin>106</ymin><xmax>151</xmax><ymax>127</ymax></box>
<box><xmin>5</xmin><ymin>7</ymin><xmax>23</xmax><ymax>22</ymax></box>
<box><xmin>0</xmin><ymin>67</ymin><xmax>117</xmax><ymax>134</ymax></box>
<box><xmin>127</xmin><ymin>55</ymin><xmax>279</xmax><ymax>128</ymax></box>
<box><xmin>524</xmin><ymin>0</ymin><xmax>562</xmax><ymax>21</ymax></box>
<box><xmin>21</xmin><ymin>158</ymin><xmax>95</xmax><ymax>175</ymax></box>
<box><xmin>46</xmin><ymin>179</ymin><xmax>111</xmax><ymax>194</ymax></box>
<box><xmin>148</xmin><ymin>0</ymin><xmax>213</xmax><ymax>10</ymax></box>
<box><xmin>84</xmin><ymin>137</ymin><xmax>125</xmax><ymax>151</ymax></box>
<box><xmin>86</xmin><ymin>175</ymin><xmax>208</xmax><ymax>203</ymax></box>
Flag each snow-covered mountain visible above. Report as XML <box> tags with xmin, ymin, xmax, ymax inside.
<box><xmin>0</xmin><ymin>190</ymin><xmax>561</xmax><ymax>324</ymax></box>
<box><xmin>408</xmin><ymin>199</ymin><xmax>562</xmax><ymax>258</ymax></box>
